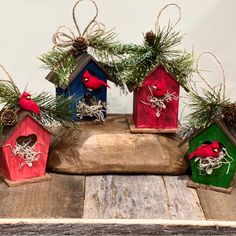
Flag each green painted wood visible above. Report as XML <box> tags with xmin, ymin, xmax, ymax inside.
<box><xmin>189</xmin><ymin>123</ymin><xmax>236</xmax><ymax>189</ymax></box>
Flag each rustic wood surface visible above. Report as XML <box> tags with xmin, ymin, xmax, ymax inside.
<box><xmin>164</xmin><ymin>175</ymin><xmax>205</xmax><ymax>220</ymax></box>
<box><xmin>0</xmin><ymin>219</ymin><xmax>236</xmax><ymax>236</ymax></box>
<box><xmin>83</xmin><ymin>175</ymin><xmax>205</xmax><ymax>220</ymax></box>
<box><xmin>197</xmin><ymin>187</ymin><xmax>236</xmax><ymax>221</ymax></box>
<box><xmin>0</xmin><ymin>173</ymin><xmax>85</xmax><ymax>218</ymax></box>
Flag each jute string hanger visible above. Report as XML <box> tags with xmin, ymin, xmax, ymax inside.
<box><xmin>196</xmin><ymin>51</ymin><xmax>226</xmax><ymax>100</ymax></box>
<box><xmin>155</xmin><ymin>3</ymin><xmax>181</xmax><ymax>33</ymax></box>
<box><xmin>52</xmin><ymin>0</ymin><xmax>105</xmax><ymax>49</ymax></box>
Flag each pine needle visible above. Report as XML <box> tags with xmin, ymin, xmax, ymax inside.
<box><xmin>0</xmin><ymin>80</ymin><xmax>20</xmax><ymax>107</ymax></box>
<box><xmin>39</xmin><ymin>48</ymin><xmax>76</xmax><ymax>86</ymax></box>
<box><xmin>32</xmin><ymin>92</ymin><xmax>76</xmax><ymax>126</ymax></box>
<box><xmin>186</xmin><ymin>88</ymin><xmax>229</xmax><ymax>129</ymax></box>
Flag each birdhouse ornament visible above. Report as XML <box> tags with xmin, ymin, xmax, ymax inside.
<box><xmin>179</xmin><ymin>52</ymin><xmax>236</xmax><ymax>193</ymax></box>
<box><xmin>40</xmin><ymin>0</ymin><xmax>120</xmax><ymax>122</ymax></box>
<box><xmin>0</xmin><ymin>65</ymin><xmax>74</xmax><ymax>186</ymax></box>
<box><xmin>123</xmin><ymin>4</ymin><xmax>193</xmax><ymax>133</ymax></box>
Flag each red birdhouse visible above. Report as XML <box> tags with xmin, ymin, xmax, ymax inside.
<box><xmin>131</xmin><ymin>66</ymin><xmax>180</xmax><ymax>133</ymax></box>
<box><xmin>0</xmin><ymin>112</ymin><xmax>51</xmax><ymax>185</ymax></box>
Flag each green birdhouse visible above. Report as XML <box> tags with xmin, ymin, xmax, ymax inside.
<box><xmin>184</xmin><ymin>119</ymin><xmax>236</xmax><ymax>191</ymax></box>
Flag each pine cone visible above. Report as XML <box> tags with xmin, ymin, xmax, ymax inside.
<box><xmin>222</xmin><ymin>103</ymin><xmax>236</xmax><ymax>126</ymax></box>
<box><xmin>144</xmin><ymin>31</ymin><xmax>156</xmax><ymax>47</ymax></box>
<box><xmin>72</xmin><ymin>37</ymin><xmax>89</xmax><ymax>56</ymax></box>
<box><xmin>0</xmin><ymin>108</ymin><xmax>18</xmax><ymax>126</ymax></box>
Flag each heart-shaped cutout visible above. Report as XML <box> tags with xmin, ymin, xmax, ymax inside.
<box><xmin>16</xmin><ymin>134</ymin><xmax>37</xmax><ymax>147</ymax></box>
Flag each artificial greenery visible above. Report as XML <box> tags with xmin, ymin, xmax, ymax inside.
<box><xmin>39</xmin><ymin>48</ymin><xmax>76</xmax><ymax>87</ymax></box>
<box><xmin>0</xmin><ymin>80</ymin><xmax>76</xmax><ymax>131</ymax></box>
<box><xmin>0</xmin><ymin>80</ymin><xmax>20</xmax><ymax>107</ymax></box>
<box><xmin>104</xmin><ymin>24</ymin><xmax>194</xmax><ymax>90</ymax></box>
<box><xmin>179</xmin><ymin>87</ymin><xmax>230</xmax><ymax>139</ymax></box>
<box><xmin>186</xmin><ymin>88</ymin><xmax>229</xmax><ymax>129</ymax></box>
<box><xmin>32</xmin><ymin>92</ymin><xmax>76</xmax><ymax>126</ymax></box>
<box><xmin>40</xmin><ymin>6</ymin><xmax>193</xmax><ymax>90</ymax></box>
<box><xmin>39</xmin><ymin>28</ymin><xmax>139</xmax><ymax>88</ymax></box>
<box><xmin>41</xmin><ymin>24</ymin><xmax>193</xmax><ymax>90</ymax></box>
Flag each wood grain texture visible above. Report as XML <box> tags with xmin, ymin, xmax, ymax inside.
<box><xmin>133</xmin><ymin>66</ymin><xmax>180</xmax><ymax>130</ymax></box>
<box><xmin>0</xmin><ymin>173</ymin><xmax>85</xmax><ymax>218</ymax></box>
<box><xmin>197</xmin><ymin>187</ymin><xmax>236</xmax><ymax>221</ymax></box>
<box><xmin>163</xmin><ymin>176</ymin><xmax>205</xmax><ymax>220</ymax></box>
<box><xmin>127</xmin><ymin>116</ymin><xmax>177</xmax><ymax>134</ymax></box>
<box><xmin>83</xmin><ymin>175</ymin><xmax>205</xmax><ymax>220</ymax></box>
<box><xmin>83</xmin><ymin>175</ymin><xmax>171</xmax><ymax>219</ymax></box>
<box><xmin>0</xmin><ymin>220</ymin><xmax>236</xmax><ymax>236</ymax></box>
<box><xmin>0</xmin><ymin>115</ymin><xmax>51</xmax><ymax>181</ymax></box>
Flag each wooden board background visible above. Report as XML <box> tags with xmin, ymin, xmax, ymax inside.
<box><xmin>0</xmin><ymin>172</ymin><xmax>236</xmax><ymax>230</ymax></box>
<box><xmin>0</xmin><ymin>173</ymin><xmax>85</xmax><ymax>218</ymax></box>
<box><xmin>0</xmin><ymin>219</ymin><xmax>236</xmax><ymax>236</ymax></box>
<box><xmin>197</xmin><ymin>188</ymin><xmax>236</xmax><ymax>221</ymax></box>
<box><xmin>83</xmin><ymin>175</ymin><xmax>205</xmax><ymax>220</ymax></box>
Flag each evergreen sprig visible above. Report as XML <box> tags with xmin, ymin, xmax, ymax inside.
<box><xmin>40</xmin><ymin>21</ymin><xmax>193</xmax><ymax>90</ymax></box>
<box><xmin>122</xmin><ymin>25</ymin><xmax>193</xmax><ymax>88</ymax></box>
<box><xmin>99</xmin><ymin>24</ymin><xmax>194</xmax><ymax>89</ymax></box>
<box><xmin>185</xmin><ymin>88</ymin><xmax>229</xmax><ymax>129</ymax></box>
<box><xmin>0</xmin><ymin>80</ymin><xmax>20</xmax><ymax>107</ymax></box>
<box><xmin>39</xmin><ymin>48</ymin><xmax>76</xmax><ymax>86</ymax></box>
<box><xmin>32</xmin><ymin>92</ymin><xmax>76</xmax><ymax>126</ymax></box>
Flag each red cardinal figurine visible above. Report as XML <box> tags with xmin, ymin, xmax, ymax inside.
<box><xmin>151</xmin><ymin>80</ymin><xmax>167</xmax><ymax>97</ymax></box>
<box><xmin>189</xmin><ymin>140</ymin><xmax>220</xmax><ymax>160</ymax></box>
<box><xmin>82</xmin><ymin>70</ymin><xmax>110</xmax><ymax>90</ymax></box>
<box><xmin>19</xmin><ymin>92</ymin><xmax>41</xmax><ymax>119</ymax></box>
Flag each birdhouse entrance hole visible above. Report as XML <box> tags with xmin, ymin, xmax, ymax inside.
<box><xmin>16</xmin><ymin>134</ymin><xmax>37</xmax><ymax>147</ymax></box>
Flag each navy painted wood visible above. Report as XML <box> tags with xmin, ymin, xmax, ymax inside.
<box><xmin>56</xmin><ymin>60</ymin><xmax>108</xmax><ymax>121</ymax></box>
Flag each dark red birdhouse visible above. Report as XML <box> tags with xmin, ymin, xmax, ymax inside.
<box><xmin>0</xmin><ymin>112</ymin><xmax>51</xmax><ymax>185</ymax></box>
<box><xmin>130</xmin><ymin>66</ymin><xmax>180</xmax><ymax>133</ymax></box>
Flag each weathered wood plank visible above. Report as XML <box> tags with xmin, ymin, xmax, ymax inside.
<box><xmin>83</xmin><ymin>175</ymin><xmax>170</xmax><ymax>219</ymax></box>
<box><xmin>0</xmin><ymin>219</ymin><xmax>236</xmax><ymax>236</ymax></box>
<box><xmin>163</xmin><ymin>175</ymin><xmax>206</xmax><ymax>220</ymax></box>
<box><xmin>197</xmin><ymin>187</ymin><xmax>236</xmax><ymax>220</ymax></box>
<box><xmin>0</xmin><ymin>173</ymin><xmax>85</xmax><ymax>218</ymax></box>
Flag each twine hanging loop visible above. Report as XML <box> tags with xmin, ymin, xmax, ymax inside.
<box><xmin>196</xmin><ymin>51</ymin><xmax>226</xmax><ymax>100</ymax></box>
<box><xmin>52</xmin><ymin>0</ymin><xmax>104</xmax><ymax>54</ymax></box>
<box><xmin>155</xmin><ymin>3</ymin><xmax>181</xmax><ymax>33</ymax></box>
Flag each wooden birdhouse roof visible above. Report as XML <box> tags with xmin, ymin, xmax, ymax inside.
<box><xmin>0</xmin><ymin>112</ymin><xmax>52</xmax><ymax>146</ymax></box>
<box><xmin>179</xmin><ymin>119</ymin><xmax>236</xmax><ymax>148</ymax></box>
<box><xmin>127</xmin><ymin>65</ymin><xmax>185</xmax><ymax>93</ymax></box>
<box><xmin>45</xmin><ymin>53</ymin><xmax>113</xmax><ymax>90</ymax></box>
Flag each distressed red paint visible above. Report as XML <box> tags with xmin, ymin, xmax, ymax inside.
<box><xmin>0</xmin><ymin>114</ymin><xmax>51</xmax><ymax>181</ymax></box>
<box><xmin>133</xmin><ymin>66</ymin><xmax>180</xmax><ymax>130</ymax></box>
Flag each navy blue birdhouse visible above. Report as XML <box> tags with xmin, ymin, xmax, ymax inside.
<box><xmin>46</xmin><ymin>53</ymin><xmax>111</xmax><ymax>121</ymax></box>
